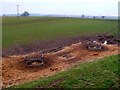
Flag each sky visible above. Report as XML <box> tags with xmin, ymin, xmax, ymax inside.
<box><xmin>0</xmin><ymin>0</ymin><xmax>119</xmax><ymax>16</ymax></box>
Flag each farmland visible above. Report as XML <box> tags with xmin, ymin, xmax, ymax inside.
<box><xmin>2</xmin><ymin>16</ymin><xmax>119</xmax><ymax>89</ymax></box>
<box><xmin>2</xmin><ymin>17</ymin><xmax>118</xmax><ymax>48</ymax></box>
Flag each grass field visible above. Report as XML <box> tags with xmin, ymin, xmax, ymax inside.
<box><xmin>9</xmin><ymin>55</ymin><xmax>119</xmax><ymax>88</ymax></box>
<box><xmin>2</xmin><ymin>17</ymin><xmax>118</xmax><ymax>48</ymax></box>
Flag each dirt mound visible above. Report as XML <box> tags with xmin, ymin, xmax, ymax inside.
<box><xmin>2</xmin><ymin>43</ymin><xmax>118</xmax><ymax>88</ymax></box>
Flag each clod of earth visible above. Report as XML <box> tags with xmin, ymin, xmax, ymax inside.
<box><xmin>95</xmin><ymin>33</ymin><xmax>118</xmax><ymax>44</ymax></box>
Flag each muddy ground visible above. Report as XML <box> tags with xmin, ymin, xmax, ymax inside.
<box><xmin>2</xmin><ymin>42</ymin><xmax>118</xmax><ymax>88</ymax></box>
<box><xmin>2</xmin><ymin>34</ymin><xmax>119</xmax><ymax>88</ymax></box>
<box><xmin>2</xmin><ymin>36</ymin><xmax>92</xmax><ymax>56</ymax></box>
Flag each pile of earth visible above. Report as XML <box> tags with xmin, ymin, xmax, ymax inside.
<box><xmin>2</xmin><ymin>42</ymin><xmax>118</xmax><ymax>88</ymax></box>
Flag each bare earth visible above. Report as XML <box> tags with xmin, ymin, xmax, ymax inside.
<box><xmin>2</xmin><ymin>42</ymin><xmax>118</xmax><ymax>88</ymax></box>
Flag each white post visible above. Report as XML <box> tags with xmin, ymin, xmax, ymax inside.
<box><xmin>17</xmin><ymin>5</ymin><xmax>19</xmax><ymax>17</ymax></box>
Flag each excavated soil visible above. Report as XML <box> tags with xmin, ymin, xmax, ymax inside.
<box><xmin>2</xmin><ymin>43</ymin><xmax>118</xmax><ymax>88</ymax></box>
<box><xmin>2</xmin><ymin>36</ymin><xmax>92</xmax><ymax>56</ymax></box>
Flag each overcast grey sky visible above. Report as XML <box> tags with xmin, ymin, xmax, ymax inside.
<box><xmin>0</xmin><ymin>0</ymin><xmax>119</xmax><ymax>16</ymax></box>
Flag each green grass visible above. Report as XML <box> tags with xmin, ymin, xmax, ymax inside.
<box><xmin>2</xmin><ymin>17</ymin><xmax>118</xmax><ymax>48</ymax></box>
<box><xmin>9</xmin><ymin>54</ymin><xmax>119</xmax><ymax>88</ymax></box>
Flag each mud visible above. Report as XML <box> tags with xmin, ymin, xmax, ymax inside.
<box><xmin>3</xmin><ymin>32</ymin><xmax>119</xmax><ymax>57</ymax></box>
<box><xmin>2</xmin><ymin>42</ymin><xmax>118</xmax><ymax>88</ymax></box>
<box><xmin>2</xmin><ymin>36</ymin><xmax>92</xmax><ymax>56</ymax></box>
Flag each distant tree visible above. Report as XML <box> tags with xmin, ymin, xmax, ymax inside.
<box><xmin>21</xmin><ymin>11</ymin><xmax>30</xmax><ymax>16</ymax></box>
<box><xmin>93</xmin><ymin>16</ymin><xmax>95</xmax><ymax>19</ymax></box>
<box><xmin>3</xmin><ymin>14</ymin><xmax>6</xmax><ymax>16</ymax></box>
<box><xmin>102</xmin><ymin>16</ymin><xmax>105</xmax><ymax>19</ymax></box>
<box><xmin>82</xmin><ymin>14</ymin><xmax>84</xmax><ymax>18</ymax></box>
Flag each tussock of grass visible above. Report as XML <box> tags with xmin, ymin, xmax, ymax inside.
<box><xmin>9</xmin><ymin>55</ymin><xmax>119</xmax><ymax>88</ymax></box>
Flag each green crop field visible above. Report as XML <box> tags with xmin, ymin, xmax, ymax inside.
<box><xmin>2</xmin><ymin>17</ymin><xmax>118</xmax><ymax>48</ymax></box>
<box><xmin>9</xmin><ymin>55</ymin><xmax>119</xmax><ymax>88</ymax></box>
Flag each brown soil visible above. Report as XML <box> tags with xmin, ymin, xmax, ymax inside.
<box><xmin>2</xmin><ymin>36</ymin><xmax>92</xmax><ymax>56</ymax></box>
<box><xmin>2</xmin><ymin>42</ymin><xmax>118</xmax><ymax>88</ymax></box>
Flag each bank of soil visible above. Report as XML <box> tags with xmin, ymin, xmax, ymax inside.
<box><xmin>2</xmin><ymin>42</ymin><xmax>118</xmax><ymax>88</ymax></box>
